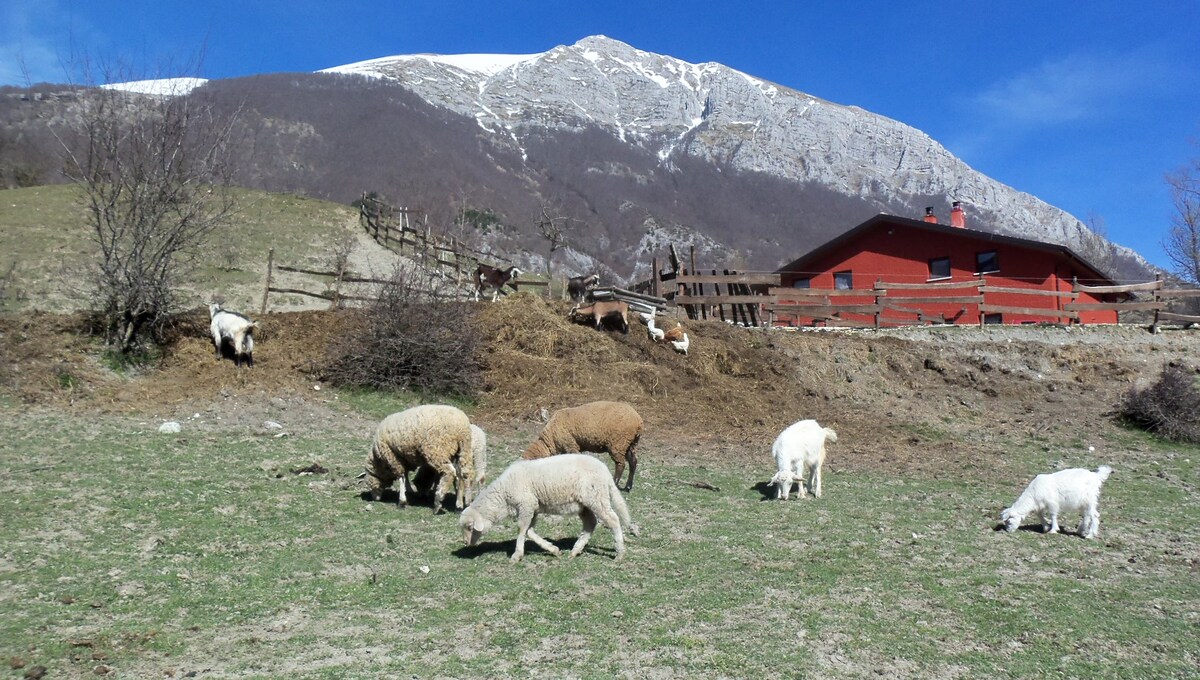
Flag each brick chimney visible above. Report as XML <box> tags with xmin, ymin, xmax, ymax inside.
<box><xmin>950</xmin><ymin>201</ymin><xmax>966</xmax><ymax>228</ymax></box>
<box><xmin>923</xmin><ymin>206</ymin><xmax>938</xmax><ymax>223</ymax></box>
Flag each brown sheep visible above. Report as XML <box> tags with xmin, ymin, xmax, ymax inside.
<box><xmin>522</xmin><ymin>400</ymin><xmax>643</xmax><ymax>491</ymax></box>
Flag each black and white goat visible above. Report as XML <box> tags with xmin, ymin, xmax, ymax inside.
<box><xmin>567</xmin><ymin>273</ymin><xmax>600</xmax><ymax>303</ymax></box>
<box><xmin>474</xmin><ymin>264</ymin><xmax>523</xmax><ymax>302</ymax></box>
<box><xmin>208</xmin><ymin>303</ymin><xmax>256</xmax><ymax>368</ymax></box>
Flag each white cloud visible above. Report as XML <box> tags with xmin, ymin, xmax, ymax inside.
<box><xmin>970</xmin><ymin>50</ymin><xmax>1180</xmax><ymax>127</ymax></box>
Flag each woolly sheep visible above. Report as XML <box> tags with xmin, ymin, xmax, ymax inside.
<box><xmin>459</xmin><ymin>454</ymin><xmax>640</xmax><ymax>562</ymax></box>
<box><xmin>466</xmin><ymin>423</ymin><xmax>488</xmax><ymax>505</ymax></box>
<box><xmin>365</xmin><ymin>404</ymin><xmax>474</xmax><ymax>514</ymax></box>
<box><xmin>522</xmin><ymin>400</ymin><xmax>643</xmax><ymax>491</ymax></box>
<box><xmin>769</xmin><ymin>419</ymin><xmax>838</xmax><ymax>500</ymax></box>
<box><xmin>208</xmin><ymin>303</ymin><xmax>257</xmax><ymax>368</ymax></box>
<box><xmin>411</xmin><ymin>423</ymin><xmax>488</xmax><ymax>505</ymax></box>
<box><xmin>1000</xmin><ymin>466</ymin><xmax>1113</xmax><ymax>538</ymax></box>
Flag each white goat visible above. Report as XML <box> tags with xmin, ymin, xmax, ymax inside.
<box><xmin>769</xmin><ymin>419</ymin><xmax>837</xmax><ymax>499</ymax></box>
<box><xmin>1000</xmin><ymin>466</ymin><xmax>1113</xmax><ymax>538</ymax></box>
<box><xmin>208</xmin><ymin>303</ymin><xmax>257</xmax><ymax>368</ymax></box>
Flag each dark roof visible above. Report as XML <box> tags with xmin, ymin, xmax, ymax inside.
<box><xmin>776</xmin><ymin>213</ymin><xmax>1118</xmax><ymax>285</ymax></box>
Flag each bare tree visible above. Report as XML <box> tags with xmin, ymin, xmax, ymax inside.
<box><xmin>56</xmin><ymin>76</ymin><xmax>241</xmax><ymax>354</ymax></box>
<box><xmin>1164</xmin><ymin>157</ymin><xmax>1200</xmax><ymax>285</ymax></box>
<box><xmin>1077</xmin><ymin>211</ymin><xmax>1115</xmax><ymax>277</ymax></box>
<box><xmin>535</xmin><ymin>200</ymin><xmax>580</xmax><ymax>282</ymax></box>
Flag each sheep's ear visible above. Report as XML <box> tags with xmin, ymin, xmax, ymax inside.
<box><xmin>472</xmin><ymin>517</ymin><xmax>491</xmax><ymax>532</ymax></box>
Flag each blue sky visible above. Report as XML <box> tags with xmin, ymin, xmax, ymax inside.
<box><xmin>3</xmin><ymin>1</ymin><xmax>1198</xmax><ymax>271</ymax></box>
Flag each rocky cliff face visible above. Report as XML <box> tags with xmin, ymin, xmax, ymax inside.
<box><xmin>322</xmin><ymin>35</ymin><xmax>1143</xmax><ymax>274</ymax></box>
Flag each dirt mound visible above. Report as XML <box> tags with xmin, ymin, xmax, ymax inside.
<box><xmin>4</xmin><ymin>297</ymin><xmax>1199</xmax><ymax>477</ymax></box>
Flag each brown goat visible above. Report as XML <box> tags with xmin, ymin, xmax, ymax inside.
<box><xmin>570</xmin><ymin>300</ymin><xmax>629</xmax><ymax>334</ymax></box>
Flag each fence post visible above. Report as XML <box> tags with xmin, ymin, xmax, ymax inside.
<box><xmin>1151</xmin><ymin>273</ymin><xmax>1163</xmax><ymax>334</ymax></box>
<box><xmin>260</xmin><ymin>248</ymin><xmax>274</xmax><ymax>315</ymax></box>
<box><xmin>715</xmin><ymin>269</ymin><xmax>727</xmax><ymax>323</ymax></box>
<box><xmin>330</xmin><ymin>258</ymin><xmax>345</xmax><ymax>310</ymax></box>
<box><xmin>979</xmin><ymin>273</ymin><xmax>987</xmax><ymax>327</ymax></box>
<box><xmin>873</xmin><ymin>278</ymin><xmax>882</xmax><ymax>329</ymax></box>
<box><xmin>651</xmin><ymin>257</ymin><xmax>661</xmax><ymax>298</ymax></box>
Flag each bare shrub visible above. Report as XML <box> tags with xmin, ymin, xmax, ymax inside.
<box><xmin>1119</xmin><ymin>364</ymin><xmax>1200</xmax><ymax>443</ymax></box>
<box><xmin>321</xmin><ymin>264</ymin><xmax>480</xmax><ymax>396</ymax></box>
<box><xmin>55</xmin><ymin>77</ymin><xmax>241</xmax><ymax>354</ymax></box>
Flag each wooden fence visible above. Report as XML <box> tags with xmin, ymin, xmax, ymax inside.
<box><xmin>763</xmin><ymin>275</ymin><xmax>1200</xmax><ymax>329</ymax></box>
<box><xmin>357</xmin><ymin>193</ymin><xmax>548</xmax><ymax>298</ymax></box>
<box><xmin>1069</xmin><ymin>277</ymin><xmax>1200</xmax><ymax>332</ymax></box>
<box><xmin>637</xmin><ymin>255</ymin><xmax>1200</xmax><ymax>330</ymax></box>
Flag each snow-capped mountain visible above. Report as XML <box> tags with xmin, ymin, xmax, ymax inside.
<box><xmin>318</xmin><ymin>35</ymin><xmax>1136</xmax><ymax>268</ymax></box>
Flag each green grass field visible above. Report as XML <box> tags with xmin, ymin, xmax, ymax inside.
<box><xmin>0</xmin><ymin>185</ymin><xmax>361</xmax><ymax>313</ymax></box>
<box><xmin>1</xmin><ymin>399</ymin><xmax>1196</xmax><ymax>678</ymax></box>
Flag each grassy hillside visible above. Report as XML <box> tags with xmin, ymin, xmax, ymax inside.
<box><xmin>0</xmin><ymin>185</ymin><xmax>382</xmax><ymax>313</ymax></box>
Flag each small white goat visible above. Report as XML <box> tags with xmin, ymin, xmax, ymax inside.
<box><xmin>208</xmin><ymin>303</ymin><xmax>257</xmax><ymax>368</ymax></box>
<box><xmin>1000</xmin><ymin>466</ymin><xmax>1113</xmax><ymax>538</ymax></box>
<box><xmin>769</xmin><ymin>419</ymin><xmax>837</xmax><ymax>500</ymax></box>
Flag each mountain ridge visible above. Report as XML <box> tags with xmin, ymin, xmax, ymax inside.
<box><xmin>0</xmin><ymin>37</ymin><xmax>1152</xmax><ymax>283</ymax></box>
<box><xmin>315</xmin><ymin>35</ymin><xmax>1143</xmax><ymax>277</ymax></box>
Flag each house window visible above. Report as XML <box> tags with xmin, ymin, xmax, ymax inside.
<box><xmin>833</xmin><ymin>270</ymin><xmax>853</xmax><ymax>290</ymax></box>
<box><xmin>928</xmin><ymin>256</ymin><xmax>951</xmax><ymax>280</ymax></box>
<box><xmin>792</xmin><ymin>278</ymin><xmax>811</xmax><ymax>289</ymax></box>
<box><xmin>983</xmin><ymin>313</ymin><xmax>1003</xmax><ymax>325</ymax></box>
<box><xmin>976</xmin><ymin>250</ymin><xmax>999</xmax><ymax>274</ymax></box>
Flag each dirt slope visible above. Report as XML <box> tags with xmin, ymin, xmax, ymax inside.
<box><xmin>2</xmin><ymin>294</ymin><xmax>1197</xmax><ymax>478</ymax></box>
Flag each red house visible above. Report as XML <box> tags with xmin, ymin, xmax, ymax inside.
<box><xmin>774</xmin><ymin>211</ymin><xmax>1124</xmax><ymax>326</ymax></box>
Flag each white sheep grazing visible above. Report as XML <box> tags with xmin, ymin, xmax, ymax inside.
<box><xmin>366</xmin><ymin>404</ymin><xmax>474</xmax><ymax>514</ymax></box>
<box><xmin>208</xmin><ymin>303</ymin><xmax>257</xmax><ymax>368</ymax></box>
<box><xmin>465</xmin><ymin>423</ymin><xmax>488</xmax><ymax>505</ymax></box>
<box><xmin>1001</xmin><ymin>466</ymin><xmax>1113</xmax><ymax>538</ymax></box>
<box><xmin>769</xmin><ymin>419</ymin><xmax>838</xmax><ymax>500</ymax></box>
<box><xmin>460</xmin><ymin>454</ymin><xmax>640</xmax><ymax>563</ymax></box>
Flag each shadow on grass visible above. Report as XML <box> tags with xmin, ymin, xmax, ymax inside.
<box><xmin>358</xmin><ymin>489</ymin><xmax>463</xmax><ymax>513</ymax></box>
<box><xmin>991</xmin><ymin>522</ymin><xmax>1087</xmax><ymax>537</ymax></box>
<box><xmin>751</xmin><ymin>480</ymin><xmax>814</xmax><ymax>501</ymax></box>
<box><xmin>452</xmin><ymin>536</ymin><xmax>620</xmax><ymax>560</ymax></box>
<box><xmin>751</xmin><ymin>481</ymin><xmax>776</xmax><ymax>501</ymax></box>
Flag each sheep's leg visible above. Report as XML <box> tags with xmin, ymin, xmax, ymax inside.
<box><xmin>612</xmin><ymin>457</ymin><xmax>626</xmax><ymax>491</ymax></box>
<box><xmin>455</xmin><ymin>477</ymin><xmax>469</xmax><ymax>510</ymax></box>
<box><xmin>811</xmin><ymin>464</ymin><xmax>822</xmax><ymax>499</ymax></box>
<box><xmin>391</xmin><ymin>469</ymin><xmax>410</xmax><ymax>509</ymax></box>
<box><xmin>430</xmin><ymin>462</ymin><xmax>458</xmax><ymax>514</ymax></box>
<box><xmin>623</xmin><ymin>441</ymin><xmax>639</xmax><ymax>492</ymax></box>
<box><xmin>596</xmin><ymin>507</ymin><xmax>626</xmax><ymax>560</ymax></box>
<box><xmin>524</xmin><ymin>522</ymin><xmax>561</xmax><ymax>557</ymax></box>
<box><xmin>571</xmin><ymin>510</ymin><xmax>598</xmax><ymax>557</ymax></box>
<box><xmin>511</xmin><ymin>507</ymin><xmax>539</xmax><ymax>562</ymax></box>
